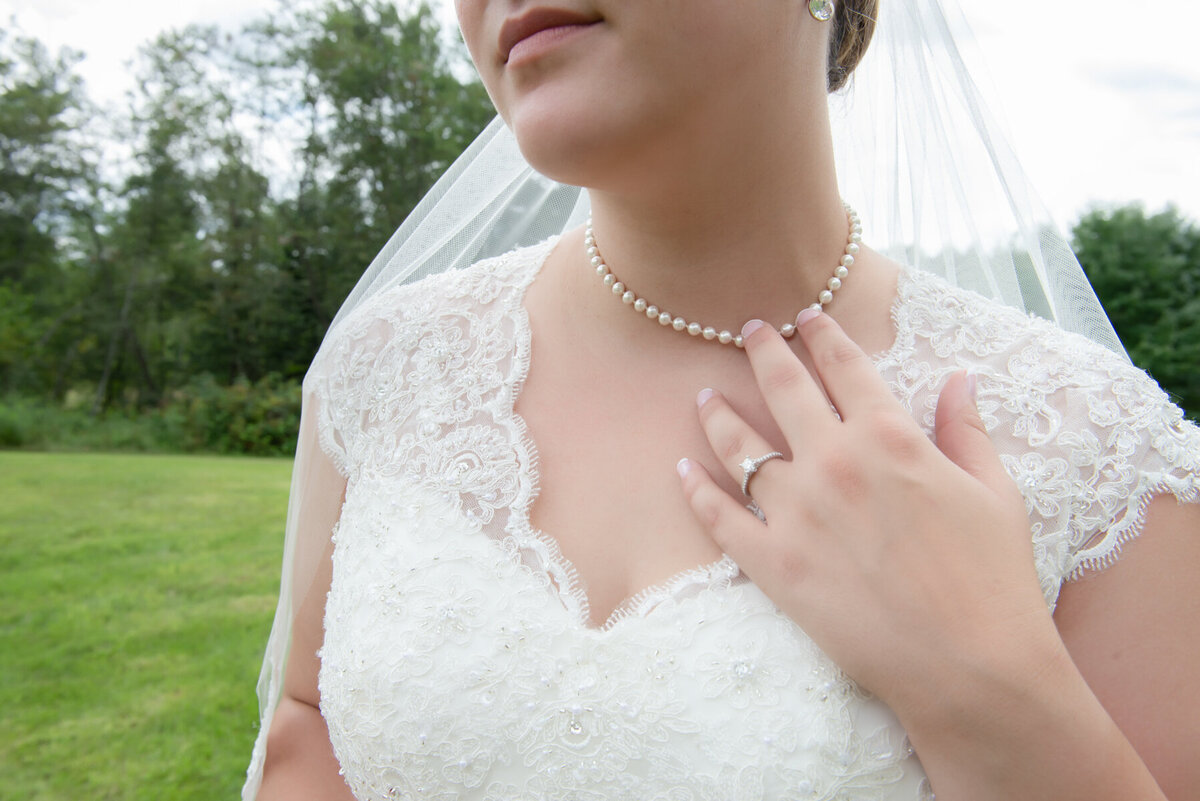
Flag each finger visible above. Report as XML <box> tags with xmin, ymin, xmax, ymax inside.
<box><xmin>739</xmin><ymin>319</ymin><xmax>839</xmax><ymax>448</ymax></box>
<box><xmin>676</xmin><ymin>457</ymin><xmax>778</xmax><ymax>577</ymax></box>
<box><xmin>792</xmin><ymin>306</ymin><xmax>894</xmax><ymax>419</ymax></box>
<box><xmin>696</xmin><ymin>387</ymin><xmax>790</xmax><ymax>509</ymax></box>
<box><xmin>933</xmin><ymin>370</ymin><xmax>1010</xmax><ymax>492</ymax></box>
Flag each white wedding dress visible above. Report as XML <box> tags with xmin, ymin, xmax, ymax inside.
<box><xmin>255</xmin><ymin>238</ymin><xmax>1200</xmax><ymax>800</ymax></box>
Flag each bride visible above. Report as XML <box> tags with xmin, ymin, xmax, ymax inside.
<box><xmin>246</xmin><ymin>1</ymin><xmax>1200</xmax><ymax>798</ymax></box>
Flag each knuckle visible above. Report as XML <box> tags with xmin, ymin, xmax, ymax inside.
<box><xmin>813</xmin><ymin>339</ymin><xmax>864</xmax><ymax>372</ymax></box>
<box><xmin>775</xmin><ymin>549</ymin><xmax>810</xmax><ymax>585</ymax></box>
<box><xmin>686</xmin><ymin>480</ymin><xmax>724</xmax><ymax>529</ymax></box>
<box><xmin>719</xmin><ymin>429</ymin><xmax>754</xmax><ymax>464</ymax></box>
<box><xmin>698</xmin><ymin>495</ymin><xmax>726</xmax><ymax>533</ymax></box>
<box><xmin>864</xmin><ymin>409</ymin><xmax>925</xmax><ymax>461</ymax></box>
<box><xmin>758</xmin><ymin>361</ymin><xmax>807</xmax><ymax>396</ymax></box>
<box><xmin>695</xmin><ymin>489</ymin><xmax>743</xmax><ymax>549</ymax></box>
<box><xmin>817</xmin><ymin>450</ymin><xmax>868</xmax><ymax>500</ymax></box>
<box><xmin>963</xmin><ymin>412</ymin><xmax>990</xmax><ymax>438</ymax></box>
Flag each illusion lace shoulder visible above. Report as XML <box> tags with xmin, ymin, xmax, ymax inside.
<box><xmin>300</xmin><ymin>238</ymin><xmax>1200</xmax><ymax>800</ymax></box>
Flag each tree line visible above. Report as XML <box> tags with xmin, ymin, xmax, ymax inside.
<box><xmin>1</xmin><ymin>0</ymin><xmax>492</xmax><ymax>451</ymax></box>
<box><xmin>0</xmin><ymin>1</ymin><xmax>1196</xmax><ymax>454</ymax></box>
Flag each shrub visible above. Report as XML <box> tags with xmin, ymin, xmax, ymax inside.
<box><xmin>0</xmin><ymin>375</ymin><xmax>301</xmax><ymax>456</ymax></box>
<box><xmin>166</xmin><ymin>374</ymin><xmax>301</xmax><ymax>456</ymax></box>
<box><xmin>0</xmin><ymin>400</ymin><xmax>30</xmax><ymax>447</ymax></box>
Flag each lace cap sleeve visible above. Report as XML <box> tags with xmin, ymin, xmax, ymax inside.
<box><xmin>976</xmin><ymin>322</ymin><xmax>1200</xmax><ymax>599</ymax></box>
<box><xmin>1054</xmin><ymin>362</ymin><xmax>1200</xmax><ymax>576</ymax></box>
<box><xmin>304</xmin><ymin>286</ymin><xmax>419</xmax><ymax>480</ymax></box>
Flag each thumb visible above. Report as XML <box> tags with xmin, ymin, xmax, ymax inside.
<box><xmin>934</xmin><ymin>371</ymin><xmax>1007</xmax><ymax>489</ymax></box>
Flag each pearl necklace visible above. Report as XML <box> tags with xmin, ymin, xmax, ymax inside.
<box><xmin>584</xmin><ymin>203</ymin><xmax>862</xmax><ymax>348</ymax></box>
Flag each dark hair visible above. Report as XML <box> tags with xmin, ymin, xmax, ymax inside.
<box><xmin>827</xmin><ymin>0</ymin><xmax>878</xmax><ymax>92</ymax></box>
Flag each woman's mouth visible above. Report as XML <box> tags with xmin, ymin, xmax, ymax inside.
<box><xmin>499</xmin><ymin>8</ymin><xmax>603</xmax><ymax>65</ymax></box>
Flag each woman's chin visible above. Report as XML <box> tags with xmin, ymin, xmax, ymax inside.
<box><xmin>507</xmin><ymin>98</ymin><xmax>655</xmax><ymax>189</ymax></box>
<box><xmin>509</xmin><ymin>113</ymin><xmax>612</xmax><ymax>186</ymax></box>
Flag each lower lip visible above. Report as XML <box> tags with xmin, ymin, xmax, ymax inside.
<box><xmin>507</xmin><ymin>23</ymin><xmax>599</xmax><ymax>68</ymax></box>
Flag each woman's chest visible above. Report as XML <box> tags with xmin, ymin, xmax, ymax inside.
<box><xmin>513</xmin><ymin>331</ymin><xmax>808</xmax><ymax>627</ymax></box>
<box><xmin>318</xmin><ymin>479</ymin><xmax>930</xmax><ymax>800</ymax></box>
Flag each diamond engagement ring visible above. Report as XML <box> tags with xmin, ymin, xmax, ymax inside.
<box><xmin>739</xmin><ymin>451</ymin><xmax>784</xmax><ymax>498</ymax></box>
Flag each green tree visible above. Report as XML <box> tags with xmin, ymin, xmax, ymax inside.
<box><xmin>251</xmin><ymin>0</ymin><xmax>493</xmax><ymax>375</ymax></box>
<box><xmin>2</xmin><ymin>4</ymin><xmax>495</xmax><ymax>447</ymax></box>
<box><xmin>303</xmin><ymin>0</ymin><xmax>493</xmax><ymax>228</ymax></box>
<box><xmin>0</xmin><ymin>30</ymin><xmax>85</xmax><ymax>283</ymax></box>
<box><xmin>0</xmin><ymin>29</ymin><xmax>96</xmax><ymax>395</ymax></box>
<box><xmin>192</xmin><ymin>137</ymin><xmax>280</xmax><ymax>382</ymax></box>
<box><xmin>90</xmin><ymin>28</ymin><xmax>216</xmax><ymax>412</ymax></box>
<box><xmin>1073</xmin><ymin>205</ymin><xmax>1200</xmax><ymax>417</ymax></box>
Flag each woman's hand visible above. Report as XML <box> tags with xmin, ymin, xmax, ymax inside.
<box><xmin>676</xmin><ymin>308</ymin><xmax>1178</xmax><ymax>799</ymax></box>
<box><xmin>675</xmin><ymin>307</ymin><xmax>1062</xmax><ymax>730</ymax></box>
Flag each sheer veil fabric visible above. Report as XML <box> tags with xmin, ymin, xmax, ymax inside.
<box><xmin>242</xmin><ymin>1</ymin><xmax>1126</xmax><ymax>796</ymax></box>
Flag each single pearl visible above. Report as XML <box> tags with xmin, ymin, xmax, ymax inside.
<box><xmin>819</xmin><ymin>290</ymin><xmax>834</xmax><ymax>305</ymax></box>
<box><xmin>780</xmin><ymin>323</ymin><xmax>797</xmax><ymax>338</ymax></box>
<box><xmin>718</xmin><ymin>330</ymin><xmax>734</xmax><ymax>344</ymax></box>
<box><xmin>734</xmin><ymin>335</ymin><xmax>745</xmax><ymax>348</ymax></box>
<box><xmin>611</xmin><ymin>281</ymin><xmax>624</xmax><ymax>295</ymax></box>
<box><xmin>586</xmin><ymin>246</ymin><xmax>597</xmax><ymax>258</ymax></box>
<box><xmin>841</xmin><ymin>254</ymin><xmax>855</xmax><ymax>267</ymax></box>
<box><xmin>634</xmin><ymin>298</ymin><xmax>648</xmax><ymax>312</ymax></box>
<box><xmin>687</xmin><ymin>322</ymin><xmax>702</xmax><ymax>336</ymax></box>
<box><xmin>646</xmin><ymin>305</ymin><xmax>659</xmax><ymax>319</ymax></box>
<box><xmin>622</xmin><ymin>291</ymin><xmax>636</xmax><ymax>304</ymax></box>
<box><xmin>591</xmin><ymin>256</ymin><xmax>602</xmax><ymax>268</ymax></box>
<box><xmin>828</xmin><ymin>277</ymin><xmax>842</xmax><ymax>291</ymax></box>
<box><xmin>603</xmin><ymin>274</ymin><xmax>616</xmax><ymax>287</ymax></box>
<box><xmin>702</xmin><ymin>327</ymin><xmax>718</xmax><ymax>340</ymax></box>
<box><xmin>835</xmin><ymin>265</ymin><xmax>849</xmax><ymax>279</ymax></box>
<box><xmin>595</xmin><ymin>265</ymin><xmax>608</xmax><ymax>277</ymax></box>
<box><xmin>672</xmin><ymin>317</ymin><xmax>687</xmax><ymax>331</ymax></box>
<box><xmin>658</xmin><ymin>312</ymin><xmax>672</xmax><ymax>326</ymax></box>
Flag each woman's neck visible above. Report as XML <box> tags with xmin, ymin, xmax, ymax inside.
<box><xmin>569</xmin><ymin>117</ymin><xmax>850</xmax><ymax>340</ymax></box>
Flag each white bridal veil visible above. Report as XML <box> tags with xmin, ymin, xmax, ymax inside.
<box><xmin>243</xmin><ymin>0</ymin><xmax>1126</xmax><ymax>796</ymax></box>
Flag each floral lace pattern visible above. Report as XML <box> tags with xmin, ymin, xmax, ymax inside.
<box><xmin>310</xmin><ymin>239</ymin><xmax>1199</xmax><ymax>800</ymax></box>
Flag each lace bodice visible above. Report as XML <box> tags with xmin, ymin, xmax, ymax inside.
<box><xmin>303</xmin><ymin>239</ymin><xmax>1199</xmax><ymax>800</ymax></box>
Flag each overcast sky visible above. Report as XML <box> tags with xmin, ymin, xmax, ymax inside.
<box><xmin>5</xmin><ymin>0</ymin><xmax>1199</xmax><ymax>228</ymax></box>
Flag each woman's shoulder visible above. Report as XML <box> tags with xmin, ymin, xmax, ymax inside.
<box><xmin>890</xmin><ymin>264</ymin><xmax>1169</xmax><ymax>399</ymax></box>
<box><xmin>302</xmin><ymin>238</ymin><xmax>554</xmax><ymax>473</ymax></box>
<box><xmin>888</xmin><ymin>265</ymin><xmax>1114</xmax><ymax>365</ymax></box>
<box><xmin>892</xmin><ymin>265</ymin><xmax>1200</xmax><ymax>594</ymax></box>
<box><xmin>320</xmin><ymin>237</ymin><xmax>555</xmax><ymax>354</ymax></box>
<box><xmin>304</xmin><ymin>238</ymin><xmax>554</xmax><ymax>388</ymax></box>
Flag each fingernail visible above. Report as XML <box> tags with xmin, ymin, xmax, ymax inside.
<box><xmin>696</xmin><ymin>387</ymin><xmax>716</xmax><ymax>409</ymax></box>
<box><xmin>966</xmin><ymin>371</ymin><xmax>978</xmax><ymax>402</ymax></box>
<box><xmin>795</xmin><ymin>307</ymin><xmax>821</xmax><ymax>327</ymax></box>
<box><xmin>741</xmin><ymin>319</ymin><xmax>765</xmax><ymax>340</ymax></box>
<box><xmin>676</xmin><ymin>457</ymin><xmax>693</xmax><ymax>478</ymax></box>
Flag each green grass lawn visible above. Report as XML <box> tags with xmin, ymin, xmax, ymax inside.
<box><xmin>1</xmin><ymin>451</ymin><xmax>291</xmax><ymax>800</ymax></box>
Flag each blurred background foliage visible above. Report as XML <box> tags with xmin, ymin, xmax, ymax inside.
<box><xmin>0</xmin><ymin>0</ymin><xmax>493</xmax><ymax>455</ymax></box>
<box><xmin>1072</xmin><ymin>206</ymin><xmax>1200</xmax><ymax>418</ymax></box>
<box><xmin>0</xmin><ymin>0</ymin><xmax>1196</xmax><ymax>458</ymax></box>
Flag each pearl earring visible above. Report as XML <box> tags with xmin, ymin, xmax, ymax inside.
<box><xmin>809</xmin><ymin>0</ymin><xmax>834</xmax><ymax>22</ymax></box>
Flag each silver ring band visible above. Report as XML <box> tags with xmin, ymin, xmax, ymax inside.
<box><xmin>739</xmin><ymin>451</ymin><xmax>784</xmax><ymax>498</ymax></box>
